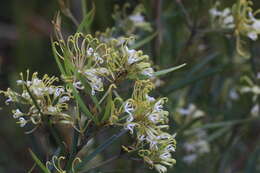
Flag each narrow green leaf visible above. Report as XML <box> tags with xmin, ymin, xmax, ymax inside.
<box><xmin>206</xmin><ymin>127</ymin><xmax>231</xmax><ymax>142</ymax></box>
<box><xmin>101</xmin><ymin>91</ymin><xmax>112</xmax><ymax>122</ymax></box>
<box><xmin>154</xmin><ymin>63</ymin><xmax>186</xmax><ymax>77</ymax></box>
<box><xmin>51</xmin><ymin>41</ymin><xmax>66</xmax><ymax>75</ymax></box>
<box><xmin>186</xmin><ymin>118</ymin><xmax>254</xmax><ymax>133</ymax></box>
<box><xmin>165</xmin><ymin>65</ymin><xmax>226</xmax><ymax>94</ymax></box>
<box><xmin>77</xmin><ymin>5</ymin><xmax>95</xmax><ymax>33</ymax></box>
<box><xmin>81</xmin><ymin>0</ymin><xmax>87</xmax><ymax>18</ymax></box>
<box><xmin>75</xmin><ymin>129</ymin><xmax>128</xmax><ymax>171</ymax></box>
<box><xmin>189</xmin><ymin>52</ymin><xmax>219</xmax><ymax>75</ymax></box>
<box><xmin>29</xmin><ymin>149</ymin><xmax>50</xmax><ymax>173</ymax></box>
<box><xmin>130</xmin><ymin>32</ymin><xmax>158</xmax><ymax>49</ymax></box>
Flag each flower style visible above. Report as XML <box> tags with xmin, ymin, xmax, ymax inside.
<box><xmin>0</xmin><ymin>70</ymin><xmax>73</xmax><ymax>127</ymax></box>
<box><xmin>122</xmin><ymin>80</ymin><xmax>176</xmax><ymax>172</ymax></box>
<box><xmin>53</xmin><ymin>32</ymin><xmax>113</xmax><ymax>95</ymax></box>
<box><xmin>46</xmin><ymin>156</ymin><xmax>81</xmax><ymax>173</ymax></box>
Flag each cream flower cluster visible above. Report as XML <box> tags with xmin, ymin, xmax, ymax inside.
<box><xmin>244</xmin><ymin>11</ymin><xmax>260</xmax><ymax>41</ymax></box>
<box><xmin>210</xmin><ymin>0</ymin><xmax>260</xmax><ymax>41</ymax></box>
<box><xmin>182</xmin><ymin>129</ymin><xmax>210</xmax><ymax>164</ymax></box>
<box><xmin>209</xmin><ymin>2</ymin><xmax>235</xmax><ymax>29</ymax></box>
<box><xmin>240</xmin><ymin>77</ymin><xmax>260</xmax><ymax>117</ymax></box>
<box><xmin>54</xmin><ymin>33</ymin><xmax>154</xmax><ymax>96</ymax></box>
<box><xmin>1</xmin><ymin>71</ymin><xmax>73</xmax><ymax>127</ymax></box>
<box><xmin>112</xmin><ymin>4</ymin><xmax>152</xmax><ymax>35</ymax></box>
<box><xmin>123</xmin><ymin>80</ymin><xmax>176</xmax><ymax>173</ymax></box>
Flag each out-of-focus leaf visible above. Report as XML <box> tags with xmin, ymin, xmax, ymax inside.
<box><xmin>75</xmin><ymin>129</ymin><xmax>128</xmax><ymax>171</ymax></box>
<box><xmin>101</xmin><ymin>90</ymin><xmax>113</xmax><ymax>123</ymax></box>
<box><xmin>130</xmin><ymin>32</ymin><xmax>158</xmax><ymax>49</ymax></box>
<box><xmin>52</xmin><ymin>41</ymin><xmax>66</xmax><ymax>75</ymax></box>
<box><xmin>165</xmin><ymin>65</ymin><xmax>226</xmax><ymax>94</ymax></box>
<box><xmin>189</xmin><ymin>52</ymin><xmax>219</xmax><ymax>75</ymax></box>
<box><xmin>77</xmin><ymin>5</ymin><xmax>95</xmax><ymax>33</ymax></box>
<box><xmin>186</xmin><ymin>118</ymin><xmax>254</xmax><ymax>133</ymax></box>
<box><xmin>154</xmin><ymin>63</ymin><xmax>186</xmax><ymax>77</ymax></box>
<box><xmin>245</xmin><ymin>148</ymin><xmax>260</xmax><ymax>173</ymax></box>
<box><xmin>206</xmin><ymin>127</ymin><xmax>230</xmax><ymax>142</ymax></box>
<box><xmin>29</xmin><ymin>149</ymin><xmax>50</xmax><ymax>173</ymax></box>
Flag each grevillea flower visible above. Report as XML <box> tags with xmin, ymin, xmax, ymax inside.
<box><xmin>121</xmin><ymin>80</ymin><xmax>176</xmax><ymax>172</ymax></box>
<box><xmin>209</xmin><ymin>0</ymin><xmax>260</xmax><ymax>57</ymax></box>
<box><xmin>53</xmin><ymin>31</ymin><xmax>154</xmax><ymax>95</ymax></box>
<box><xmin>0</xmin><ymin>70</ymin><xmax>73</xmax><ymax>127</ymax></box>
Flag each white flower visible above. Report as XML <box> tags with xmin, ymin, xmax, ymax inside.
<box><xmin>90</xmin><ymin>78</ymin><xmax>103</xmax><ymax>95</ymax></box>
<box><xmin>178</xmin><ymin>104</ymin><xmax>197</xmax><ymax>116</ymax></box>
<box><xmin>129</xmin><ymin>13</ymin><xmax>144</xmax><ymax>23</ymax></box>
<box><xmin>247</xmin><ymin>32</ymin><xmax>258</xmax><ymax>41</ymax></box>
<box><xmin>87</xmin><ymin>47</ymin><xmax>94</xmax><ymax>56</ymax></box>
<box><xmin>84</xmin><ymin>68</ymin><xmax>108</xmax><ymax>95</ymax></box>
<box><xmin>32</xmin><ymin>87</ymin><xmax>44</xmax><ymax>97</ymax></box>
<box><xmin>148</xmin><ymin>113</ymin><xmax>160</xmax><ymax>123</ymax></box>
<box><xmin>125</xmin><ymin>123</ymin><xmax>136</xmax><ymax>134</ymax></box>
<box><xmin>13</xmin><ymin>109</ymin><xmax>23</xmax><ymax>118</ymax></box>
<box><xmin>166</xmin><ymin>144</ymin><xmax>175</xmax><ymax>152</ymax></box>
<box><xmin>19</xmin><ymin>117</ymin><xmax>27</xmax><ymax>127</ymax></box>
<box><xmin>209</xmin><ymin>8</ymin><xmax>221</xmax><ymax>17</ymax></box>
<box><xmin>157</xmin><ymin>133</ymin><xmax>172</xmax><ymax>140</ymax></box>
<box><xmin>26</xmin><ymin>81</ymin><xmax>32</xmax><ymax>86</ymax></box>
<box><xmin>5</xmin><ymin>97</ymin><xmax>13</xmax><ymax>105</ymax></box>
<box><xmin>223</xmin><ymin>15</ymin><xmax>234</xmax><ymax>24</ymax></box>
<box><xmin>146</xmin><ymin>94</ymin><xmax>155</xmax><ymax>102</ymax></box>
<box><xmin>54</xmin><ymin>88</ymin><xmax>65</xmax><ymax>97</ymax></box>
<box><xmin>32</xmin><ymin>78</ymin><xmax>42</xmax><ymax>86</ymax></box>
<box><xmin>47</xmin><ymin>106</ymin><xmax>57</xmax><ymax>113</ymax></box>
<box><xmin>257</xmin><ymin>72</ymin><xmax>260</xmax><ymax>79</ymax></box>
<box><xmin>137</xmin><ymin>134</ymin><xmax>146</xmax><ymax>141</ymax></box>
<box><xmin>196</xmin><ymin>140</ymin><xmax>210</xmax><ymax>153</ymax></box>
<box><xmin>48</xmin><ymin>87</ymin><xmax>55</xmax><ymax>94</ymax></box>
<box><xmin>146</xmin><ymin>136</ymin><xmax>158</xmax><ymax>149</ymax></box>
<box><xmin>126</xmin><ymin>114</ymin><xmax>134</xmax><ymax>122</ymax></box>
<box><xmin>73</xmin><ymin>81</ymin><xmax>85</xmax><ymax>90</ymax></box>
<box><xmin>59</xmin><ymin>96</ymin><xmax>70</xmax><ymax>103</ymax></box>
<box><xmin>154</xmin><ymin>100</ymin><xmax>164</xmax><ymax>112</ymax></box>
<box><xmin>252</xmin><ymin>19</ymin><xmax>260</xmax><ymax>30</ymax></box>
<box><xmin>154</xmin><ymin>164</ymin><xmax>167</xmax><ymax>173</ymax></box>
<box><xmin>221</xmin><ymin>8</ymin><xmax>231</xmax><ymax>17</ymax></box>
<box><xmin>125</xmin><ymin>46</ymin><xmax>139</xmax><ymax>65</ymax></box>
<box><xmin>96</xmin><ymin>67</ymin><xmax>109</xmax><ymax>74</ymax></box>
<box><xmin>142</xmin><ymin>67</ymin><xmax>154</xmax><ymax>77</ymax></box>
<box><xmin>229</xmin><ymin>89</ymin><xmax>239</xmax><ymax>100</ymax></box>
<box><xmin>251</xmin><ymin>104</ymin><xmax>259</xmax><ymax>117</ymax></box>
<box><xmin>16</xmin><ymin>80</ymin><xmax>24</xmax><ymax>85</ymax></box>
<box><xmin>183</xmin><ymin>142</ymin><xmax>196</xmax><ymax>152</ymax></box>
<box><xmin>124</xmin><ymin>101</ymin><xmax>135</xmax><ymax>115</ymax></box>
<box><xmin>160</xmin><ymin>152</ymin><xmax>171</xmax><ymax>160</ymax></box>
<box><xmin>93</xmin><ymin>52</ymin><xmax>104</xmax><ymax>63</ymax></box>
<box><xmin>183</xmin><ymin>154</ymin><xmax>197</xmax><ymax>164</ymax></box>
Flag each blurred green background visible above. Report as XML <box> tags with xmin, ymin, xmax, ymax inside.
<box><xmin>0</xmin><ymin>0</ymin><xmax>260</xmax><ymax>172</ymax></box>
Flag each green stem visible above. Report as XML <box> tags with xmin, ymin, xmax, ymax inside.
<box><xmin>82</xmin><ymin>0</ymin><xmax>87</xmax><ymax>18</ymax></box>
